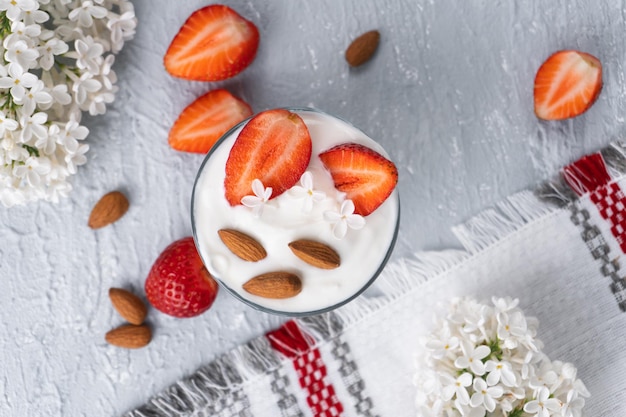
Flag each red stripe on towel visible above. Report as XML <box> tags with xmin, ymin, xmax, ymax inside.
<box><xmin>563</xmin><ymin>153</ymin><xmax>612</xmax><ymax>196</ymax></box>
<box><xmin>564</xmin><ymin>153</ymin><xmax>626</xmax><ymax>253</ymax></box>
<box><xmin>267</xmin><ymin>320</ymin><xmax>344</xmax><ymax>417</ymax></box>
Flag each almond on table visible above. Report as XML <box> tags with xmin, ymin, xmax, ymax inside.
<box><xmin>108</xmin><ymin>288</ymin><xmax>148</xmax><ymax>325</ymax></box>
<box><xmin>164</xmin><ymin>5</ymin><xmax>259</xmax><ymax>81</ymax></box>
<box><xmin>88</xmin><ymin>191</ymin><xmax>129</xmax><ymax>229</ymax></box>
<box><xmin>345</xmin><ymin>30</ymin><xmax>380</xmax><ymax>67</ymax></box>
<box><xmin>105</xmin><ymin>324</ymin><xmax>152</xmax><ymax>349</ymax></box>
<box><xmin>169</xmin><ymin>89</ymin><xmax>252</xmax><ymax>154</ymax></box>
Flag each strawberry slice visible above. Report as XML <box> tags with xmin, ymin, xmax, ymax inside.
<box><xmin>164</xmin><ymin>5</ymin><xmax>259</xmax><ymax>81</ymax></box>
<box><xmin>319</xmin><ymin>143</ymin><xmax>398</xmax><ymax>216</ymax></box>
<box><xmin>534</xmin><ymin>50</ymin><xmax>603</xmax><ymax>120</ymax></box>
<box><xmin>169</xmin><ymin>89</ymin><xmax>252</xmax><ymax>154</ymax></box>
<box><xmin>224</xmin><ymin>109</ymin><xmax>312</xmax><ymax>206</ymax></box>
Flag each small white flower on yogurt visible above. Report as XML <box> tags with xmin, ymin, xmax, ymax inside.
<box><xmin>323</xmin><ymin>199</ymin><xmax>365</xmax><ymax>239</ymax></box>
<box><xmin>289</xmin><ymin>171</ymin><xmax>325</xmax><ymax>213</ymax></box>
<box><xmin>241</xmin><ymin>179</ymin><xmax>273</xmax><ymax>218</ymax></box>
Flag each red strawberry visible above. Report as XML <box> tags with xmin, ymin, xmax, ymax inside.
<box><xmin>169</xmin><ymin>89</ymin><xmax>252</xmax><ymax>154</ymax></box>
<box><xmin>319</xmin><ymin>143</ymin><xmax>398</xmax><ymax>216</ymax></box>
<box><xmin>145</xmin><ymin>237</ymin><xmax>219</xmax><ymax>318</ymax></box>
<box><xmin>534</xmin><ymin>50</ymin><xmax>603</xmax><ymax>120</ymax></box>
<box><xmin>224</xmin><ymin>109</ymin><xmax>312</xmax><ymax>206</ymax></box>
<box><xmin>164</xmin><ymin>5</ymin><xmax>260</xmax><ymax>81</ymax></box>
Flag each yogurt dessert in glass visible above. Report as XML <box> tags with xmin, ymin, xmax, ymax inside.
<box><xmin>191</xmin><ymin>108</ymin><xmax>399</xmax><ymax>316</ymax></box>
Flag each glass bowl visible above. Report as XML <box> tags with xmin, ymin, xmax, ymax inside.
<box><xmin>191</xmin><ymin>107</ymin><xmax>400</xmax><ymax>317</ymax></box>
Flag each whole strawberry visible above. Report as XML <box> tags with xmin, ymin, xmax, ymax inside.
<box><xmin>145</xmin><ymin>237</ymin><xmax>219</xmax><ymax>318</ymax></box>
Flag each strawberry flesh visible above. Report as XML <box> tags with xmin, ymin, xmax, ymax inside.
<box><xmin>224</xmin><ymin>109</ymin><xmax>312</xmax><ymax>206</ymax></box>
<box><xmin>169</xmin><ymin>89</ymin><xmax>252</xmax><ymax>154</ymax></box>
<box><xmin>145</xmin><ymin>237</ymin><xmax>219</xmax><ymax>318</ymax></box>
<box><xmin>534</xmin><ymin>50</ymin><xmax>603</xmax><ymax>120</ymax></box>
<box><xmin>164</xmin><ymin>5</ymin><xmax>259</xmax><ymax>81</ymax></box>
<box><xmin>319</xmin><ymin>143</ymin><xmax>398</xmax><ymax>216</ymax></box>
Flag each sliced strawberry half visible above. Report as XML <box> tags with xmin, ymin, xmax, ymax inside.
<box><xmin>319</xmin><ymin>143</ymin><xmax>398</xmax><ymax>216</ymax></box>
<box><xmin>534</xmin><ymin>50</ymin><xmax>603</xmax><ymax>120</ymax></box>
<box><xmin>224</xmin><ymin>109</ymin><xmax>312</xmax><ymax>206</ymax></box>
<box><xmin>164</xmin><ymin>5</ymin><xmax>260</xmax><ymax>81</ymax></box>
<box><xmin>169</xmin><ymin>89</ymin><xmax>252</xmax><ymax>154</ymax></box>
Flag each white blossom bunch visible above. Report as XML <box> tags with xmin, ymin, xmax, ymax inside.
<box><xmin>414</xmin><ymin>297</ymin><xmax>590</xmax><ymax>417</ymax></box>
<box><xmin>0</xmin><ymin>0</ymin><xmax>136</xmax><ymax>207</ymax></box>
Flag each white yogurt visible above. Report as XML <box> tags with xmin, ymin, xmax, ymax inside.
<box><xmin>192</xmin><ymin>109</ymin><xmax>399</xmax><ymax>314</ymax></box>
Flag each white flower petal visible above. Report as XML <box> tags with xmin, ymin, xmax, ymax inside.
<box><xmin>251</xmin><ymin>178</ymin><xmax>264</xmax><ymax>197</ymax></box>
<box><xmin>332</xmin><ymin>220</ymin><xmax>347</xmax><ymax>239</ymax></box>
<box><xmin>11</xmin><ymin>84</ymin><xmax>25</xmax><ymax>100</ymax></box>
<box><xmin>241</xmin><ymin>195</ymin><xmax>261</xmax><ymax>208</ymax></box>
<box><xmin>346</xmin><ymin>214</ymin><xmax>365</xmax><ymax>230</ymax></box>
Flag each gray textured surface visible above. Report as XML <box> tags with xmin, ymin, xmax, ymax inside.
<box><xmin>1</xmin><ymin>0</ymin><xmax>624</xmax><ymax>415</ymax></box>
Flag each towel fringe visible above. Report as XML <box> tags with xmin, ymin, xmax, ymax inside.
<box><xmin>451</xmin><ymin>190</ymin><xmax>556</xmax><ymax>254</ymax></box>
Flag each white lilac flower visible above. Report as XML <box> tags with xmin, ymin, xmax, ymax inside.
<box><xmin>484</xmin><ymin>359</ymin><xmax>517</xmax><ymax>387</ymax></box>
<box><xmin>440</xmin><ymin>372</ymin><xmax>472</xmax><ymax>405</ymax></box>
<box><xmin>20</xmin><ymin>111</ymin><xmax>47</xmax><ymax>142</ymax></box>
<box><xmin>497</xmin><ymin>309</ymin><xmax>529</xmax><ymax>349</ymax></box>
<box><xmin>107</xmin><ymin>10</ymin><xmax>136</xmax><ymax>53</ymax></box>
<box><xmin>323</xmin><ymin>199</ymin><xmax>365</xmax><ymax>239</ymax></box>
<box><xmin>10</xmin><ymin>21</ymin><xmax>41</xmax><ymax>39</ymax></box>
<box><xmin>22</xmin><ymin>8</ymin><xmax>48</xmax><ymax>25</ymax></box>
<box><xmin>523</xmin><ymin>387</ymin><xmax>561</xmax><ymax>417</ymax></box>
<box><xmin>65</xmin><ymin>142</ymin><xmax>88</xmax><ymax>174</ymax></box>
<box><xmin>241</xmin><ymin>179</ymin><xmax>272</xmax><ymax>217</ymax></box>
<box><xmin>0</xmin><ymin>62</ymin><xmax>37</xmax><ymax>100</ymax></box>
<box><xmin>99</xmin><ymin>54</ymin><xmax>116</xmax><ymax>90</ymax></box>
<box><xmin>561</xmin><ymin>389</ymin><xmax>586</xmax><ymax>417</ymax></box>
<box><xmin>0</xmin><ymin>110</ymin><xmax>18</xmax><ymax>135</ymax></box>
<box><xmin>454</xmin><ymin>340</ymin><xmax>490</xmax><ymax>375</ymax></box>
<box><xmin>72</xmin><ymin>72</ymin><xmax>101</xmax><ymax>106</ymax></box>
<box><xmin>35</xmin><ymin>123</ymin><xmax>59</xmax><ymax>155</ymax></box>
<box><xmin>1</xmin><ymin>135</ymin><xmax>27</xmax><ymax>161</ymax></box>
<box><xmin>414</xmin><ymin>297</ymin><xmax>589</xmax><ymax>417</ymax></box>
<box><xmin>87</xmin><ymin>88</ymin><xmax>114</xmax><ymax>115</ymax></box>
<box><xmin>425</xmin><ymin>325</ymin><xmax>459</xmax><ymax>360</ymax></box>
<box><xmin>0</xmin><ymin>0</ymin><xmax>37</xmax><ymax>21</ymax></box>
<box><xmin>5</xmin><ymin>39</ymin><xmax>40</xmax><ymax>69</ymax></box>
<box><xmin>62</xmin><ymin>119</ymin><xmax>88</xmax><ymax>142</ymax></box>
<box><xmin>73</xmin><ymin>36</ymin><xmax>104</xmax><ymax>74</ymax></box>
<box><xmin>13</xmin><ymin>155</ymin><xmax>50</xmax><ymax>186</ymax></box>
<box><xmin>38</xmin><ymin>38</ymin><xmax>68</xmax><ymax>70</ymax></box>
<box><xmin>17</xmin><ymin>80</ymin><xmax>52</xmax><ymax>114</ymax></box>
<box><xmin>289</xmin><ymin>171</ymin><xmax>325</xmax><ymax>212</ymax></box>
<box><xmin>469</xmin><ymin>377</ymin><xmax>502</xmax><ymax>412</ymax></box>
<box><xmin>68</xmin><ymin>1</ymin><xmax>107</xmax><ymax>27</ymax></box>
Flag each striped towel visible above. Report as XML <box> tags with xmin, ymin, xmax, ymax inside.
<box><xmin>125</xmin><ymin>143</ymin><xmax>626</xmax><ymax>417</ymax></box>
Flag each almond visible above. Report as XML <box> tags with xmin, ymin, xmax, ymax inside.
<box><xmin>243</xmin><ymin>271</ymin><xmax>302</xmax><ymax>299</ymax></box>
<box><xmin>288</xmin><ymin>239</ymin><xmax>340</xmax><ymax>269</ymax></box>
<box><xmin>88</xmin><ymin>191</ymin><xmax>129</xmax><ymax>229</ymax></box>
<box><xmin>109</xmin><ymin>288</ymin><xmax>148</xmax><ymax>325</ymax></box>
<box><xmin>218</xmin><ymin>229</ymin><xmax>267</xmax><ymax>261</ymax></box>
<box><xmin>345</xmin><ymin>30</ymin><xmax>380</xmax><ymax>67</ymax></box>
<box><xmin>105</xmin><ymin>324</ymin><xmax>151</xmax><ymax>349</ymax></box>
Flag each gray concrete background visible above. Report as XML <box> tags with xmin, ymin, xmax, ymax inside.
<box><xmin>2</xmin><ymin>0</ymin><xmax>625</xmax><ymax>415</ymax></box>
